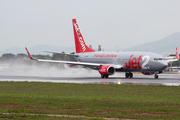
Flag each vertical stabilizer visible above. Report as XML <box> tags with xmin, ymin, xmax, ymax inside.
<box><xmin>72</xmin><ymin>19</ymin><xmax>95</xmax><ymax>53</ymax></box>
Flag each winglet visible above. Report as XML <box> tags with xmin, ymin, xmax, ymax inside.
<box><xmin>25</xmin><ymin>47</ymin><xmax>35</xmax><ymax>60</ymax></box>
<box><xmin>176</xmin><ymin>47</ymin><xmax>179</xmax><ymax>60</ymax></box>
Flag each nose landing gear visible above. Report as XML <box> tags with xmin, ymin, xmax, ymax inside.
<box><xmin>154</xmin><ymin>74</ymin><xmax>158</xmax><ymax>79</ymax></box>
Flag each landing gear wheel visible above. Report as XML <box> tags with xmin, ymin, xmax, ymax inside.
<box><xmin>125</xmin><ymin>72</ymin><xmax>133</xmax><ymax>78</ymax></box>
<box><xmin>130</xmin><ymin>73</ymin><xmax>133</xmax><ymax>78</ymax></box>
<box><xmin>125</xmin><ymin>73</ymin><xmax>129</xmax><ymax>78</ymax></box>
<box><xmin>154</xmin><ymin>74</ymin><xmax>158</xmax><ymax>79</ymax></box>
<box><xmin>101</xmin><ymin>75</ymin><xmax>104</xmax><ymax>78</ymax></box>
<box><xmin>101</xmin><ymin>75</ymin><xmax>109</xmax><ymax>78</ymax></box>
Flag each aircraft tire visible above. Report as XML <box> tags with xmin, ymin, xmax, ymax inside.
<box><xmin>125</xmin><ymin>73</ymin><xmax>129</xmax><ymax>78</ymax></box>
<box><xmin>154</xmin><ymin>74</ymin><xmax>158</xmax><ymax>79</ymax></box>
<box><xmin>130</xmin><ymin>73</ymin><xmax>133</xmax><ymax>78</ymax></box>
<box><xmin>101</xmin><ymin>75</ymin><xmax>109</xmax><ymax>78</ymax></box>
<box><xmin>156</xmin><ymin>75</ymin><xmax>158</xmax><ymax>79</ymax></box>
<box><xmin>101</xmin><ymin>75</ymin><xmax>104</xmax><ymax>78</ymax></box>
<box><xmin>105</xmin><ymin>75</ymin><xmax>109</xmax><ymax>78</ymax></box>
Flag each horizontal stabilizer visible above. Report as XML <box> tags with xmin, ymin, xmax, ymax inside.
<box><xmin>44</xmin><ymin>51</ymin><xmax>78</xmax><ymax>57</ymax></box>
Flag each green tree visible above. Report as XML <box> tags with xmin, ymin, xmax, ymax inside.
<box><xmin>1</xmin><ymin>53</ymin><xmax>15</xmax><ymax>61</ymax></box>
<box><xmin>16</xmin><ymin>53</ymin><xmax>28</xmax><ymax>58</ymax></box>
<box><xmin>65</xmin><ymin>52</ymin><xmax>77</xmax><ymax>61</ymax></box>
<box><xmin>51</xmin><ymin>52</ymin><xmax>65</xmax><ymax>60</ymax></box>
<box><xmin>32</xmin><ymin>54</ymin><xmax>51</xmax><ymax>59</ymax></box>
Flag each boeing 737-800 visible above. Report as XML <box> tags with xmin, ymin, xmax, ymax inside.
<box><xmin>25</xmin><ymin>19</ymin><xmax>179</xmax><ymax>79</ymax></box>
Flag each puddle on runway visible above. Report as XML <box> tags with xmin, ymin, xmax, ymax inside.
<box><xmin>0</xmin><ymin>77</ymin><xmax>180</xmax><ymax>86</ymax></box>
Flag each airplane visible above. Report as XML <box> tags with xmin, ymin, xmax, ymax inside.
<box><xmin>25</xmin><ymin>19</ymin><xmax>179</xmax><ymax>79</ymax></box>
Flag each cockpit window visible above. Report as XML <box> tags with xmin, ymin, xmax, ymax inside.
<box><xmin>154</xmin><ymin>58</ymin><xmax>165</xmax><ymax>61</ymax></box>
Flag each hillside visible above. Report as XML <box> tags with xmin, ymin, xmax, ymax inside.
<box><xmin>122</xmin><ymin>32</ymin><xmax>180</xmax><ymax>56</ymax></box>
<box><xmin>1</xmin><ymin>33</ymin><xmax>180</xmax><ymax>57</ymax></box>
<box><xmin>0</xmin><ymin>45</ymin><xmax>75</xmax><ymax>56</ymax></box>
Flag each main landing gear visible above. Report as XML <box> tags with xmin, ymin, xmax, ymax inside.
<box><xmin>101</xmin><ymin>75</ymin><xmax>109</xmax><ymax>78</ymax></box>
<box><xmin>154</xmin><ymin>74</ymin><xmax>158</xmax><ymax>79</ymax></box>
<box><xmin>125</xmin><ymin>72</ymin><xmax>133</xmax><ymax>78</ymax></box>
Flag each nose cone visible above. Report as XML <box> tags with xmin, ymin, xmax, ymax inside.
<box><xmin>160</xmin><ymin>61</ymin><xmax>168</xmax><ymax>70</ymax></box>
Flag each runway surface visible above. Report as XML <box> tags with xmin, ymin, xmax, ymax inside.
<box><xmin>0</xmin><ymin>74</ymin><xmax>180</xmax><ymax>86</ymax></box>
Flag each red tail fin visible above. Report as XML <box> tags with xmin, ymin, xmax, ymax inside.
<box><xmin>176</xmin><ymin>47</ymin><xmax>179</xmax><ymax>59</ymax></box>
<box><xmin>72</xmin><ymin>19</ymin><xmax>95</xmax><ymax>53</ymax></box>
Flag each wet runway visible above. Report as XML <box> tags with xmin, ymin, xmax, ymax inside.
<box><xmin>0</xmin><ymin>74</ymin><xmax>180</xmax><ymax>86</ymax></box>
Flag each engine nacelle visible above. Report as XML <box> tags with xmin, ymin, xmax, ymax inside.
<box><xmin>99</xmin><ymin>65</ymin><xmax>115</xmax><ymax>75</ymax></box>
<box><xmin>141</xmin><ymin>72</ymin><xmax>154</xmax><ymax>75</ymax></box>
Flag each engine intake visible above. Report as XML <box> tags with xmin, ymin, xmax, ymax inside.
<box><xmin>99</xmin><ymin>65</ymin><xmax>115</xmax><ymax>75</ymax></box>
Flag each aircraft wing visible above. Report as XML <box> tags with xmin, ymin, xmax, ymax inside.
<box><xmin>165</xmin><ymin>47</ymin><xmax>179</xmax><ymax>63</ymax></box>
<box><xmin>164</xmin><ymin>57</ymin><xmax>176</xmax><ymax>60</ymax></box>
<box><xmin>25</xmin><ymin>47</ymin><xmax>122</xmax><ymax>69</ymax></box>
<box><xmin>166</xmin><ymin>59</ymin><xmax>179</xmax><ymax>63</ymax></box>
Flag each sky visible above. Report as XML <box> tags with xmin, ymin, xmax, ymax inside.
<box><xmin>1</xmin><ymin>0</ymin><xmax>180</xmax><ymax>51</ymax></box>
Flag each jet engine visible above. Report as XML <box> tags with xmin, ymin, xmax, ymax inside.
<box><xmin>99</xmin><ymin>65</ymin><xmax>115</xmax><ymax>75</ymax></box>
<box><xmin>141</xmin><ymin>72</ymin><xmax>154</xmax><ymax>75</ymax></box>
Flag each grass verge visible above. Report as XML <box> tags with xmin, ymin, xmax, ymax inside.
<box><xmin>0</xmin><ymin>81</ymin><xmax>180</xmax><ymax>119</ymax></box>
